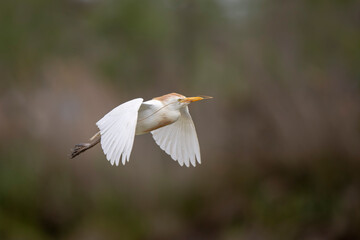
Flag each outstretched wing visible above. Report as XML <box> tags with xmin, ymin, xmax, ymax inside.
<box><xmin>151</xmin><ymin>106</ymin><xmax>201</xmax><ymax>167</ymax></box>
<box><xmin>96</xmin><ymin>98</ymin><xmax>143</xmax><ymax>166</ymax></box>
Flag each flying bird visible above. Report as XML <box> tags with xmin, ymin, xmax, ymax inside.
<box><xmin>70</xmin><ymin>93</ymin><xmax>212</xmax><ymax>167</ymax></box>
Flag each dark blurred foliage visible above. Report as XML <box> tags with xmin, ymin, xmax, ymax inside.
<box><xmin>1</xmin><ymin>0</ymin><xmax>360</xmax><ymax>239</ymax></box>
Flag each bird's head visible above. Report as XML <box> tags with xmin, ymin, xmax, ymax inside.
<box><xmin>154</xmin><ymin>93</ymin><xmax>213</xmax><ymax>110</ymax></box>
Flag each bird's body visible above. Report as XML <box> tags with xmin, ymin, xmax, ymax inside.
<box><xmin>70</xmin><ymin>93</ymin><xmax>212</xmax><ymax>167</ymax></box>
<box><xmin>135</xmin><ymin>99</ymin><xmax>180</xmax><ymax>135</ymax></box>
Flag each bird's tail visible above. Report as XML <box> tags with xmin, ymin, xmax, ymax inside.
<box><xmin>70</xmin><ymin>132</ymin><xmax>101</xmax><ymax>159</ymax></box>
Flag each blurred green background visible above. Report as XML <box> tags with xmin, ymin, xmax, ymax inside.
<box><xmin>1</xmin><ymin>0</ymin><xmax>360</xmax><ymax>239</ymax></box>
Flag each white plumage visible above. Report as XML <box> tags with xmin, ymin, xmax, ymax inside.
<box><xmin>96</xmin><ymin>98</ymin><xmax>143</xmax><ymax>166</ymax></box>
<box><xmin>151</xmin><ymin>107</ymin><xmax>200</xmax><ymax>167</ymax></box>
<box><xmin>71</xmin><ymin>93</ymin><xmax>212</xmax><ymax>167</ymax></box>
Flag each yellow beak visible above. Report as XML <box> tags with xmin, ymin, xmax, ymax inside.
<box><xmin>182</xmin><ymin>95</ymin><xmax>213</xmax><ymax>103</ymax></box>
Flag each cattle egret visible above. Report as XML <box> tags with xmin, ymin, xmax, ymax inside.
<box><xmin>70</xmin><ymin>93</ymin><xmax>212</xmax><ymax>167</ymax></box>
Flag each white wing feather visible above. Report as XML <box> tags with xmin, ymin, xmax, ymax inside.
<box><xmin>96</xmin><ymin>98</ymin><xmax>143</xmax><ymax>166</ymax></box>
<box><xmin>151</xmin><ymin>106</ymin><xmax>201</xmax><ymax>167</ymax></box>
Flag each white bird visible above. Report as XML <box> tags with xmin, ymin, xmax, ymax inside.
<box><xmin>70</xmin><ymin>93</ymin><xmax>212</xmax><ymax>167</ymax></box>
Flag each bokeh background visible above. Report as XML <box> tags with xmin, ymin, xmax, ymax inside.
<box><xmin>1</xmin><ymin>0</ymin><xmax>360</xmax><ymax>239</ymax></box>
